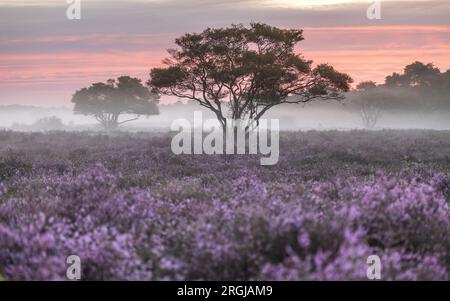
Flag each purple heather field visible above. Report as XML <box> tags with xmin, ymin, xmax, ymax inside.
<box><xmin>1</xmin><ymin>130</ymin><xmax>450</xmax><ymax>281</ymax></box>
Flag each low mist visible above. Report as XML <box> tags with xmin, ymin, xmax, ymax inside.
<box><xmin>1</xmin><ymin>99</ymin><xmax>449</xmax><ymax>132</ymax></box>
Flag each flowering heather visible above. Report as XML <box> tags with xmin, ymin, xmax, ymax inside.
<box><xmin>1</xmin><ymin>130</ymin><xmax>450</xmax><ymax>280</ymax></box>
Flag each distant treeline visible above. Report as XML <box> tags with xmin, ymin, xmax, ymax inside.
<box><xmin>345</xmin><ymin>61</ymin><xmax>450</xmax><ymax>128</ymax></box>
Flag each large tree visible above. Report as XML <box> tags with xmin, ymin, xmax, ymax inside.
<box><xmin>72</xmin><ymin>76</ymin><xmax>159</xmax><ymax>130</ymax></box>
<box><xmin>347</xmin><ymin>62</ymin><xmax>450</xmax><ymax>128</ymax></box>
<box><xmin>385</xmin><ymin>61</ymin><xmax>450</xmax><ymax>111</ymax></box>
<box><xmin>385</xmin><ymin>61</ymin><xmax>441</xmax><ymax>89</ymax></box>
<box><xmin>148</xmin><ymin>23</ymin><xmax>352</xmax><ymax>130</ymax></box>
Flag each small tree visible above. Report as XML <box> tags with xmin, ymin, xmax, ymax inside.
<box><xmin>148</xmin><ymin>23</ymin><xmax>352</xmax><ymax>131</ymax></box>
<box><xmin>353</xmin><ymin>81</ymin><xmax>383</xmax><ymax>129</ymax></box>
<box><xmin>72</xmin><ymin>76</ymin><xmax>159</xmax><ymax>130</ymax></box>
<box><xmin>359</xmin><ymin>98</ymin><xmax>382</xmax><ymax>130</ymax></box>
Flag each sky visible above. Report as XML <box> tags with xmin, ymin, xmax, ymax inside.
<box><xmin>0</xmin><ymin>0</ymin><xmax>449</xmax><ymax>107</ymax></box>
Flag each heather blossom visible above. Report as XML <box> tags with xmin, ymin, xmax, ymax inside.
<box><xmin>1</xmin><ymin>130</ymin><xmax>450</xmax><ymax>280</ymax></box>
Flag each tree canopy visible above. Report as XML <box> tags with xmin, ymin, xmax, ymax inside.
<box><xmin>386</xmin><ymin>62</ymin><xmax>442</xmax><ymax>89</ymax></box>
<box><xmin>148</xmin><ymin>23</ymin><xmax>352</xmax><ymax>129</ymax></box>
<box><xmin>363</xmin><ymin>62</ymin><xmax>450</xmax><ymax>111</ymax></box>
<box><xmin>356</xmin><ymin>81</ymin><xmax>377</xmax><ymax>91</ymax></box>
<box><xmin>348</xmin><ymin>61</ymin><xmax>450</xmax><ymax>128</ymax></box>
<box><xmin>72</xmin><ymin>76</ymin><xmax>159</xmax><ymax>130</ymax></box>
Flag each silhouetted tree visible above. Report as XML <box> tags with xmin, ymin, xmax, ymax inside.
<box><xmin>385</xmin><ymin>61</ymin><xmax>450</xmax><ymax>111</ymax></box>
<box><xmin>72</xmin><ymin>76</ymin><xmax>159</xmax><ymax>130</ymax></box>
<box><xmin>353</xmin><ymin>81</ymin><xmax>383</xmax><ymax>129</ymax></box>
<box><xmin>148</xmin><ymin>23</ymin><xmax>352</xmax><ymax>131</ymax></box>
<box><xmin>386</xmin><ymin>62</ymin><xmax>441</xmax><ymax>88</ymax></box>
<box><xmin>356</xmin><ymin>81</ymin><xmax>377</xmax><ymax>91</ymax></box>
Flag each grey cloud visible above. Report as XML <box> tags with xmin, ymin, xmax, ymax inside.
<box><xmin>1</xmin><ymin>0</ymin><xmax>449</xmax><ymax>38</ymax></box>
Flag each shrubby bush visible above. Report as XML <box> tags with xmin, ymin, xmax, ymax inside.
<box><xmin>0</xmin><ymin>130</ymin><xmax>450</xmax><ymax>280</ymax></box>
<box><xmin>11</xmin><ymin>116</ymin><xmax>66</xmax><ymax>132</ymax></box>
<box><xmin>0</xmin><ymin>152</ymin><xmax>31</xmax><ymax>181</ymax></box>
<box><xmin>33</xmin><ymin>116</ymin><xmax>66</xmax><ymax>131</ymax></box>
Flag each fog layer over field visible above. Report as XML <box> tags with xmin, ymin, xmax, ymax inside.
<box><xmin>1</xmin><ymin>100</ymin><xmax>450</xmax><ymax>131</ymax></box>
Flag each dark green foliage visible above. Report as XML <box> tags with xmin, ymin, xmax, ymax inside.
<box><xmin>149</xmin><ymin>23</ymin><xmax>352</xmax><ymax>128</ymax></box>
<box><xmin>72</xmin><ymin>76</ymin><xmax>160</xmax><ymax>130</ymax></box>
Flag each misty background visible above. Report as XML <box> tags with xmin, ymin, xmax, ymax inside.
<box><xmin>1</xmin><ymin>1</ymin><xmax>449</xmax><ymax>132</ymax></box>
<box><xmin>1</xmin><ymin>98</ymin><xmax>449</xmax><ymax>132</ymax></box>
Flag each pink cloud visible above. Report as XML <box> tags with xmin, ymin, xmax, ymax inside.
<box><xmin>1</xmin><ymin>26</ymin><xmax>449</xmax><ymax>105</ymax></box>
